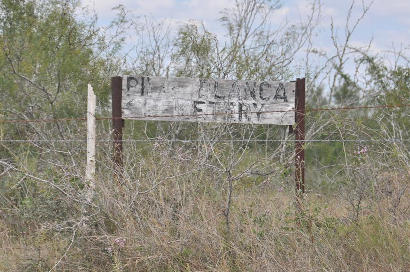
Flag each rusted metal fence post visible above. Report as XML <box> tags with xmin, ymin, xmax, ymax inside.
<box><xmin>112</xmin><ymin>76</ymin><xmax>124</xmax><ymax>182</ymax></box>
<box><xmin>295</xmin><ymin>78</ymin><xmax>305</xmax><ymax>194</ymax></box>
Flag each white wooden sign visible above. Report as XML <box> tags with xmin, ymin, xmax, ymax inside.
<box><xmin>122</xmin><ymin>76</ymin><xmax>295</xmax><ymax>125</ymax></box>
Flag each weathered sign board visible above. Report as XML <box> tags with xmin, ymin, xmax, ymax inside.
<box><xmin>121</xmin><ymin>76</ymin><xmax>296</xmax><ymax>125</ymax></box>
<box><xmin>112</xmin><ymin>76</ymin><xmax>305</xmax><ymax>193</ymax></box>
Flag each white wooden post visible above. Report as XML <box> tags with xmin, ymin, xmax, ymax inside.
<box><xmin>86</xmin><ymin>84</ymin><xmax>96</xmax><ymax>202</ymax></box>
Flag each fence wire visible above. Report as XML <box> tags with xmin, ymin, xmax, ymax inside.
<box><xmin>0</xmin><ymin>139</ymin><xmax>409</xmax><ymax>143</ymax></box>
<box><xmin>0</xmin><ymin>103</ymin><xmax>408</xmax><ymax>124</ymax></box>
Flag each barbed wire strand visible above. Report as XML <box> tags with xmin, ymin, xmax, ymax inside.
<box><xmin>0</xmin><ymin>139</ymin><xmax>408</xmax><ymax>143</ymax></box>
<box><xmin>0</xmin><ymin>104</ymin><xmax>409</xmax><ymax>124</ymax></box>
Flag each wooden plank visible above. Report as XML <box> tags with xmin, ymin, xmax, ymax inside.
<box><xmin>122</xmin><ymin>76</ymin><xmax>295</xmax><ymax>125</ymax></box>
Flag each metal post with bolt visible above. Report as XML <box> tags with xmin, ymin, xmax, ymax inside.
<box><xmin>111</xmin><ymin>76</ymin><xmax>124</xmax><ymax>183</ymax></box>
<box><xmin>295</xmin><ymin>78</ymin><xmax>305</xmax><ymax>194</ymax></box>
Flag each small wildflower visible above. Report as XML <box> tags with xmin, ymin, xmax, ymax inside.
<box><xmin>114</xmin><ymin>237</ymin><xmax>126</xmax><ymax>248</ymax></box>
<box><xmin>355</xmin><ymin>146</ymin><xmax>368</xmax><ymax>155</ymax></box>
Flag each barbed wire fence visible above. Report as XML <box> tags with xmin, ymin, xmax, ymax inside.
<box><xmin>1</xmin><ymin>102</ymin><xmax>408</xmax><ymax>190</ymax></box>
<box><xmin>1</xmin><ymin>103</ymin><xmax>409</xmax><ymax>123</ymax></box>
<box><xmin>1</xmin><ymin>100</ymin><xmax>409</xmax><ymax>270</ymax></box>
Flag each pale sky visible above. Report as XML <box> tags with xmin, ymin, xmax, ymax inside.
<box><xmin>82</xmin><ymin>0</ymin><xmax>410</xmax><ymax>71</ymax></box>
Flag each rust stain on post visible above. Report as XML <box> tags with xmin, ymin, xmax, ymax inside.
<box><xmin>112</xmin><ymin>76</ymin><xmax>123</xmax><ymax>182</ymax></box>
<box><xmin>295</xmin><ymin>78</ymin><xmax>305</xmax><ymax>194</ymax></box>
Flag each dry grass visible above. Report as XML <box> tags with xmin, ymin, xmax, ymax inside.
<box><xmin>1</xmin><ymin>168</ymin><xmax>408</xmax><ymax>271</ymax></box>
<box><xmin>0</xmin><ymin>127</ymin><xmax>409</xmax><ymax>271</ymax></box>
